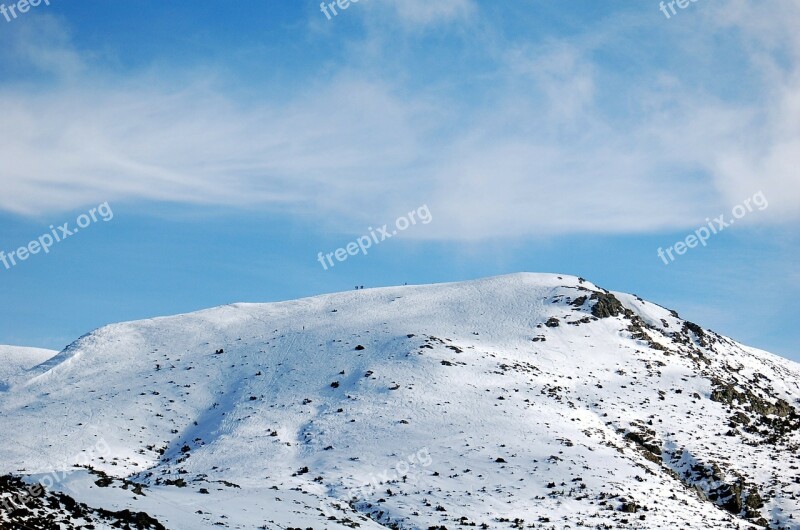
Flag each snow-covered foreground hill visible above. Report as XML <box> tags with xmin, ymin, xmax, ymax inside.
<box><xmin>1</xmin><ymin>273</ymin><xmax>798</xmax><ymax>529</ymax></box>
<box><xmin>0</xmin><ymin>345</ymin><xmax>57</xmax><ymax>391</ymax></box>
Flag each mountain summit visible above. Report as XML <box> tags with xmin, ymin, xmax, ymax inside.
<box><xmin>1</xmin><ymin>273</ymin><xmax>798</xmax><ymax>529</ymax></box>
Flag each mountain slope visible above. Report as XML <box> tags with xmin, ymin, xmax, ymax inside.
<box><xmin>0</xmin><ymin>345</ymin><xmax>57</xmax><ymax>391</ymax></box>
<box><xmin>1</xmin><ymin>273</ymin><xmax>798</xmax><ymax>529</ymax></box>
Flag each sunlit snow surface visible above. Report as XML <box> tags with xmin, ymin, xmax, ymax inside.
<box><xmin>1</xmin><ymin>274</ymin><xmax>798</xmax><ymax>529</ymax></box>
<box><xmin>0</xmin><ymin>345</ymin><xmax>57</xmax><ymax>391</ymax></box>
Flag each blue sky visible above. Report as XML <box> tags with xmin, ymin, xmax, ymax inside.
<box><xmin>0</xmin><ymin>0</ymin><xmax>798</xmax><ymax>360</ymax></box>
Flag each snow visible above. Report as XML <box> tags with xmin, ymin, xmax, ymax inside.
<box><xmin>1</xmin><ymin>273</ymin><xmax>798</xmax><ymax>529</ymax></box>
<box><xmin>0</xmin><ymin>345</ymin><xmax>58</xmax><ymax>391</ymax></box>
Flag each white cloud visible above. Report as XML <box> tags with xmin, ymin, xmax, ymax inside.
<box><xmin>1</xmin><ymin>2</ymin><xmax>799</xmax><ymax>239</ymax></box>
<box><xmin>0</xmin><ymin>70</ymin><xmax>433</xmax><ymax>219</ymax></box>
<box><xmin>506</xmin><ymin>43</ymin><xmax>596</xmax><ymax>124</ymax></box>
<box><xmin>697</xmin><ymin>1</ymin><xmax>800</xmax><ymax>219</ymax></box>
<box><xmin>383</xmin><ymin>0</ymin><xmax>475</xmax><ymax>26</ymax></box>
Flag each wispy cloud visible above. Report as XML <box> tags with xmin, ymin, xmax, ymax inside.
<box><xmin>383</xmin><ymin>0</ymin><xmax>476</xmax><ymax>26</ymax></box>
<box><xmin>1</xmin><ymin>1</ymin><xmax>798</xmax><ymax>239</ymax></box>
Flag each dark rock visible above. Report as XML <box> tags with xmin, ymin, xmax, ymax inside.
<box><xmin>590</xmin><ymin>292</ymin><xmax>626</xmax><ymax>318</ymax></box>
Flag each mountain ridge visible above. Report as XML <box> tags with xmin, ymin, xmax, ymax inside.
<box><xmin>1</xmin><ymin>273</ymin><xmax>798</xmax><ymax>529</ymax></box>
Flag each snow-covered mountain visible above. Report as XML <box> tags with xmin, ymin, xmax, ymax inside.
<box><xmin>0</xmin><ymin>345</ymin><xmax>57</xmax><ymax>391</ymax></box>
<box><xmin>1</xmin><ymin>273</ymin><xmax>798</xmax><ymax>529</ymax></box>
